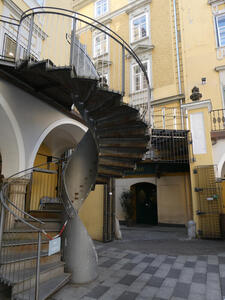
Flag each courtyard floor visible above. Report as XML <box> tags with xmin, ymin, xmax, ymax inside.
<box><xmin>50</xmin><ymin>225</ymin><xmax>225</xmax><ymax>300</ymax></box>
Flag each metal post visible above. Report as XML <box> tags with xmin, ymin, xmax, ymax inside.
<box><xmin>70</xmin><ymin>15</ymin><xmax>77</xmax><ymax>67</ymax></box>
<box><xmin>15</xmin><ymin>23</ymin><xmax>21</xmax><ymax>63</ymax></box>
<box><xmin>35</xmin><ymin>231</ymin><xmax>41</xmax><ymax>300</ymax></box>
<box><xmin>0</xmin><ymin>200</ymin><xmax>5</xmax><ymax>254</ymax></box>
<box><xmin>122</xmin><ymin>45</ymin><xmax>125</xmax><ymax>95</ymax></box>
<box><xmin>27</xmin><ymin>14</ymin><xmax>34</xmax><ymax>60</ymax></box>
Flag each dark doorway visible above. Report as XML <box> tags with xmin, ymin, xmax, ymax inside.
<box><xmin>131</xmin><ymin>182</ymin><xmax>157</xmax><ymax>225</ymax></box>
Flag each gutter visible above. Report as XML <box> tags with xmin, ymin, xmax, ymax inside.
<box><xmin>173</xmin><ymin>0</ymin><xmax>182</xmax><ymax>95</ymax></box>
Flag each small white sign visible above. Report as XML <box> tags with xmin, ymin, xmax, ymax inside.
<box><xmin>48</xmin><ymin>237</ymin><xmax>61</xmax><ymax>256</ymax></box>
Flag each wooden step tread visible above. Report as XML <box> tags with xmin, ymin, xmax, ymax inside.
<box><xmin>14</xmin><ymin>273</ymin><xmax>71</xmax><ymax>300</ymax></box>
<box><xmin>2</xmin><ymin>239</ymin><xmax>49</xmax><ymax>247</ymax></box>
<box><xmin>4</xmin><ymin>229</ymin><xmax>58</xmax><ymax>233</ymax></box>
<box><xmin>0</xmin><ymin>262</ymin><xmax>65</xmax><ymax>284</ymax></box>
<box><xmin>1</xmin><ymin>250</ymin><xmax>50</xmax><ymax>264</ymax></box>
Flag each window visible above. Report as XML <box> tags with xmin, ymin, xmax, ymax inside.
<box><xmin>95</xmin><ymin>0</ymin><xmax>108</xmax><ymax>18</ymax></box>
<box><xmin>131</xmin><ymin>13</ymin><xmax>148</xmax><ymax>43</ymax></box>
<box><xmin>98</xmin><ymin>70</ymin><xmax>109</xmax><ymax>87</ymax></box>
<box><xmin>132</xmin><ymin>61</ymin><xmax>149</xmax><ymax>92</ymax></box>
<box><xmin>216</xmin><ymin>14</ymin><xmax>225</xmax><ymax>47</ymax></box>
<box><xmin>3</xmin><ymin>34</ymin><xmax>16</xmax><ymax>60</ymax></box>
<box><xmin>93</xmin><ymin>32</ymin><xmax>108</xmax><ymax>57</ymax></box>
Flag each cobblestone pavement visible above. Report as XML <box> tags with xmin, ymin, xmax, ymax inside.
<box><xmin>51</xmin><ymin>239</ymin><xmax>225</xmax><ymax>300</ymax></box>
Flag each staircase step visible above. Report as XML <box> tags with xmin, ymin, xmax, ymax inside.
<box><xmin>0</xmin><ymin>251</ymin><xmax>61</xmax><ymax>273</ymax></box>
<box><xmin>97</xmin><ymin>123</ymin><xmax>147</xmax><ymax>138</ymax></box>
<box><xmin>99</xmin><ymin>137</ymin><xmax>149</xmax><ymax>148</ymax></box>
<box><xmin>86</xmin><ymin>94</ymin><xmax>121</xmax><ymax>116</ymax></box>
<box><xmin>98</xmin><ymin>166</ymin><xmax>124</xmax><ymax>177</ymax></box>
<box><xmin>14</xmin><ymin>219</ymin><xmax>62</xmax><ymax>230</ymax></box>
<box><xmin>95</xmin><ymin>104</ymin><xmax>138</xmax><ymax>122</ymax></box>
<box><xmin>39</xmin><ymin>203</ymin><xmax>63</xmax><ymax>211</ymax></box>
<box><xmin>96</xmin><ymin>113</ymin><xmax>139</xmax><ymax>129</ymax></box>
<box><xmin>2</xmin><ymin>239</ymin><xmax>49</xmax><ymax>254</ymax></box>
<box><xmin>29</xmin><ymin>210</ymin><xmax>62</xmax><ymax>219</ymax></box>
<box><xmin>98</xmin><ymin>157</ymin><xmax>136</xmax><ymax>169</ymax></box>
<box><xmin>14</xmin><ymin>273</ymin><xmax>71</xmax><ymax>300</ymax></box>
<box><xmin>13</xmin><ymin>262</ymin><xmax>65</xmax><ymax>296</ymax></box>
<box><xmin>0</xmin><ymin>261</ymin><xmax>65</xmax><ymax>296</ymax></box>
<box><xmin>3</xmin><ymin>230</ymin><xmax>58</xmax><ymax>241</ymax></box>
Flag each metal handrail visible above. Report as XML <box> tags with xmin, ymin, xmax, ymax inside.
<box><xmin>0</xmin><ymin>159</ymin><xmax>63</xmax><ymax>300</ymax></box>
<box><xmin>20</xmin><ymin>6</ymin><xmax>150</xmax><ymax>87</ymax></box>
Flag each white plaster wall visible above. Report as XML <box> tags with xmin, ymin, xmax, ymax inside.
<box><xmin>212</xmin><ymin>139</ymin><xmax>225</xmax><ymax>178</ymax></box>
<box><xmin>0</xmin><ymin>79</ymin><xmax>86</xmax><ymax>177</ymax></box>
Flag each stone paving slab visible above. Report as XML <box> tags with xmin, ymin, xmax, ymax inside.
<box><xmin>49</xmin><ymin>242</ymin><xmax>225</xmax><ymax>300</ymax></box>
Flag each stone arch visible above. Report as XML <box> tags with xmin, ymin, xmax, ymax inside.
<box><xmin>0</xmin><ymin>95</ymin><xmax>25</xmax><ymax>177</ymax></box>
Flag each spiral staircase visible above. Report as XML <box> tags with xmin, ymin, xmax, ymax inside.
<box><xmin>0</xmin><ymin>8</ymin><xmax>150</xmax><ymax>300</ymax></box>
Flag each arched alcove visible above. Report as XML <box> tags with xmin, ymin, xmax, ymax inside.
<box><xmin>131</xmin><ymin>182</ymin><xmax>158</xmax><ymax>225</ymax></box>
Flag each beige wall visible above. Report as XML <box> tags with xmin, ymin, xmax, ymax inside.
<box><xmin>179</xmin><ymin>0</ymin><xmax>225</xmax><ymax>109</ymax></box>
<box><xmin>157</xmin><ymin>174</ymin><xmax>191</xmax><ymax>225</ymax></box>
<box><xmin>79</xmin><ymin>184</ymin><xmax>104</xmax><ymax>241</ymax></box>
<box><xmin>115</xmin><ymin>173</ymin><xmax>191</xmax><ymax>225</ymax></box>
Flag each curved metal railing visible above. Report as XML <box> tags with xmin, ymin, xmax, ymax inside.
<box><xmin>0</xmin><ymin>159</ymin><xmax>63</xmax><ymax>299</ymax></box>
<box><xmin>15</xmin><ymin>7</ymin><xmax>151</xmax><ymax>122</ymax></box>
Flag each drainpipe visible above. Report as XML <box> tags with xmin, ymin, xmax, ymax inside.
<box><xmin>173</xmin><ymin>0</ymin><xmax>182</xmax><ymax>95</ymax></box>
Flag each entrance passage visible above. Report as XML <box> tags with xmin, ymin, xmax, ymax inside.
<box><xmin>131</xmin><ymin>182</ymin><xmax>157</xmax><ymax>225</ymax></box>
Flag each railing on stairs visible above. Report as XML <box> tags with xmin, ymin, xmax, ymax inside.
<box><xmin>0</xmin><ymin>6</ymin><xmax>152</xmax><ymax>298</ymax></box>
<box><xmin>16</xmin><ymin>7</ymin><xmax>151</xmax><ymax>103</ymax></box>
<box><xmin>0</xmin><ymin>159</ymin><xmax>64</xmax><ymax>300</ymax></box>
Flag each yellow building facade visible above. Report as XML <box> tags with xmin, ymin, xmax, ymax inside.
<box><xmin>73</xmin><ymin>0</ymin><xmax>225</xmax><ymax>238</ymax></box>
<box><xmin>1</xmin><ymin>0</ymin><xmax>225</xmax><ymax>238</ymax></box>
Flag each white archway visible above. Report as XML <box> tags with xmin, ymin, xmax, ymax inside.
<box><xmin>28</xmin><ymin>118</ymin><xmax>87</xmax><ymax>169</ymax></box>
<box><xmin>0</xmin><ymin>95</ymin><xmax>25</xmax><ymax>177</ymax></box>
<box><xmin>218</xmin><ymin>153</ymin><xmax>225</xmax><ymax>178</ymax></box>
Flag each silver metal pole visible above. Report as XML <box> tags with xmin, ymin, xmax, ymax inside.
<box><xmin>35</xmin><ymin>231</ymin><xmax>41</xmax><ymax>300</ymax></box>
<box><xmin>27</xmin><ymin>14</ymin><xmax>34</xmax><ymax>60</ymax></box>
<box><xmin>173</xmin><ymin>0</ymin><xmax>182</xmax><ymax>94</ymax></box>
<box><xmin>122</xmin><ymin>45</ymin><xmax>125</xmax><ymax>95</ymax></box>
<box><xmin>70</xmin><ymin>15</ymin><xmax>77</xmax><ymax>67</ymax></box>
<box><xmin>0</xmin><ymin>201</ymin><xmax>5</xmax><ymax>255</ymax></box>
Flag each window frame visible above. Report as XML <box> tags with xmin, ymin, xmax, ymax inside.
<box><xmin>95</xmin><ymin>0</ymin><xmax>108</xmax><ymax>18</ymax></box>
<box><xmin>130</xmin><ymin>12</ymin><xmax>149</xmax><ymax>43</ymax></box>
<box><xmin>131</xmin><ymin>60</ymin><xmax>150</xmax><ymax>93</ymax></box>
<box><xmin>215</xmin><ymin>13</ymin><xmax>225</xmax><ymax>47</ymax></box>
<box><xmin>93</xmin><ymin>31</ymin><xmax>109</xmax><ymax>58</ymax></box>
<box><xmin>3</xmin><ymin>34</ymin><xmax>16</xmax><ymax>60</ymax></box>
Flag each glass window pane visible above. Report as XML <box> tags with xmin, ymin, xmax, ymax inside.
<box><xmin>218</xmin><ymin>17</ymin><xmax>225</xmax><ymax>28</ymax></box>
<box><xmin>4</xmin><ymin>35</ymin><xmax>16</xmax><ymax>60</ymax></box>
<box><xmin>132</xmin><ymin>14</ymin><xmax>147</xmax><ymax>41</ymax></box>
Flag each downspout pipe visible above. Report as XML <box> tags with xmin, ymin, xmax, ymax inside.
<box><xmin>173</xmin><ymin>0</ymin><xmax>182</xmax><ymax>95</ymax></box>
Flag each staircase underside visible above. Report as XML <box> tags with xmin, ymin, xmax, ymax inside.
<box><xmin>0</xmin><ymin>59</ymin><xmax>149</xmax><ymax>182</ymax></box>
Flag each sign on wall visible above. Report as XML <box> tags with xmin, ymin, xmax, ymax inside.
<box><xmin>190</xmin><ymin>112</ymin><xmax>207</xmax><ymax>155</ymax></box>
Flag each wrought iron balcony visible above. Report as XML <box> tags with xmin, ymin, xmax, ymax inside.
<box><xmin>210</xmin><ymin>109</ymin><xmax>225</xmax><ymax>132</ymax></box>
<box><xmin>146</xmin><ymin>129</ymin><xmax>190</xmax><ymax>164</ymax></box>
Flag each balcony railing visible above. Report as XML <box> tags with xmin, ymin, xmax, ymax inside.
<box><xmin>210</xmin><ymin>109</ymin><xmax>225</xmax><ymax>132</ymax></box>
<box><xmin>147</xmin><ymin>129</ymin><xmax>190</xmax><ymax>164</ymax></box>
<box><xmin>134</xmin><ymin>105</ymin><xmax>188</xmax><ymax>130</ymax></box>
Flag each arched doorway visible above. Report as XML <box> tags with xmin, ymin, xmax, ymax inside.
<box><xmin>131</xmin><ymin>182</ymin><xmax>157</xmax><ymax>225</ymax></box>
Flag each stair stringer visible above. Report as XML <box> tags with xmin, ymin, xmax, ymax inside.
<box><xmin>62</xmin><ymin>129</ymin><xmax>99</xmax><ymax>283</ymax></box>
